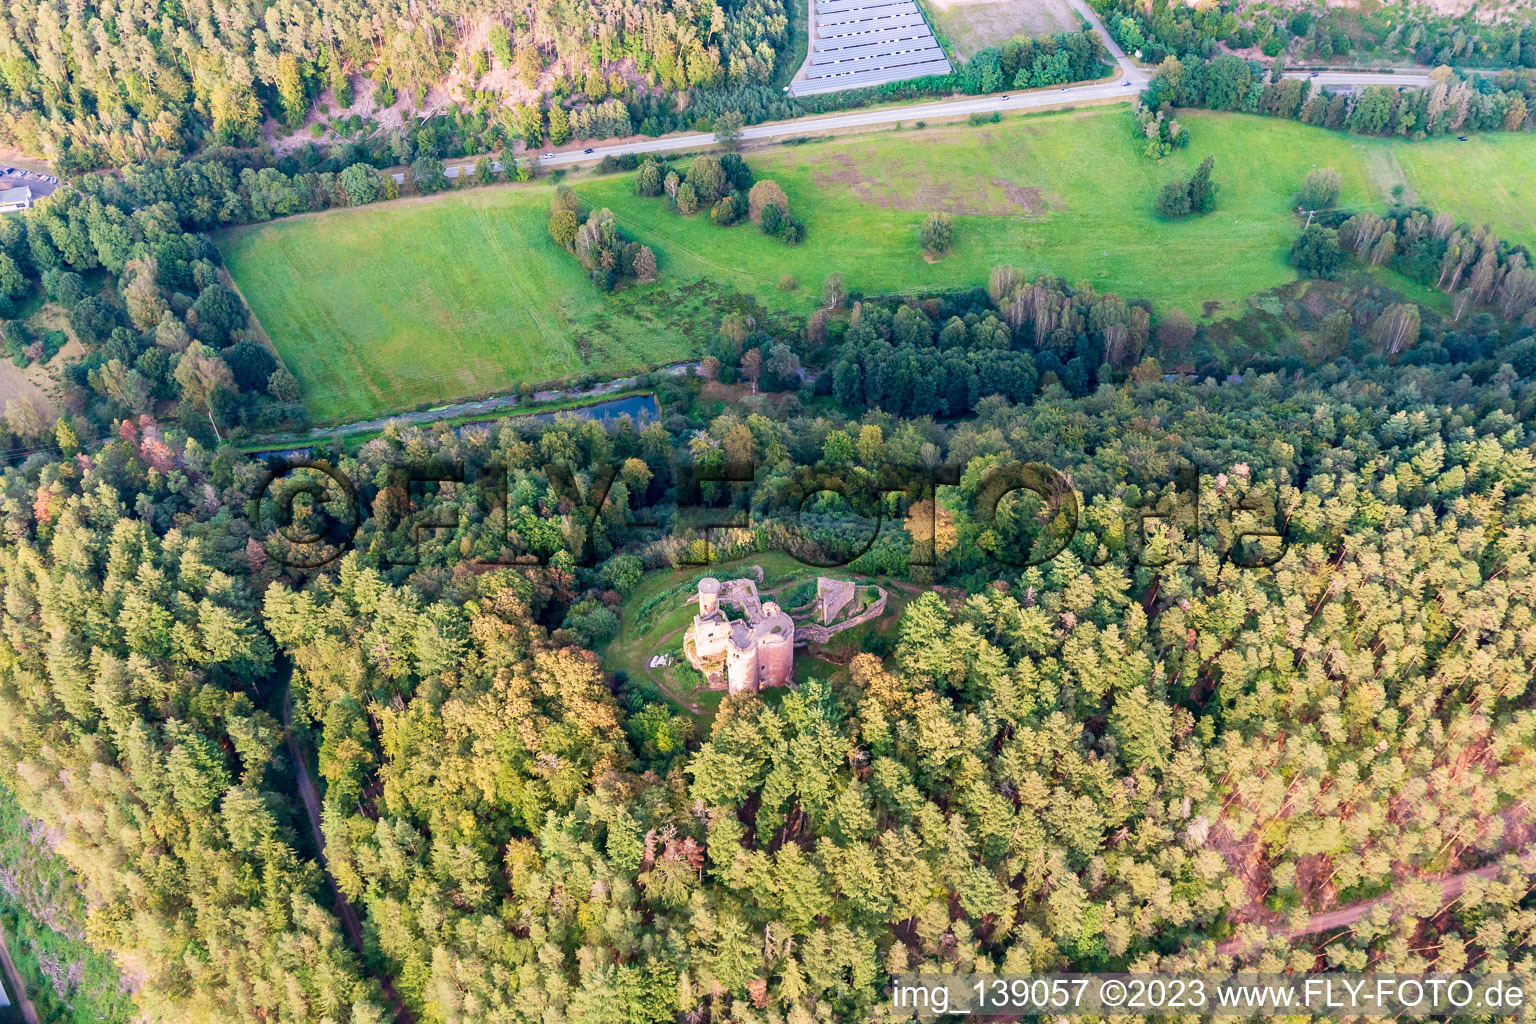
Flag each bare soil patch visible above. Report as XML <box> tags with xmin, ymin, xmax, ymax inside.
<box><xmin>991</xmin><ymin>179</ymin><xmax>1047</xmax><ymax>213</ymax></box>
<box><xmin>812</xmin><ymin>151</ymin><xmax>1051</xmax><ymax>216</ymax></box>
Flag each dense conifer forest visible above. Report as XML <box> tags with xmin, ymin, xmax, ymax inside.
<box><xmin>3</xmin><ymin>0</ymin><xmax>1536</xmax><ymax>1016</ymax></box>
<box><xmin>3</xmin><ymin>292</ymin><xmax>1536</xmax><ymax>1017</ymax></box>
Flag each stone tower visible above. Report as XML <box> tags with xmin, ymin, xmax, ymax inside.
<box><xmin>725</xmin><ymin>632</ymin><xmax>759</xmax><ymax>695</ymax></box>
<box><xmin>698</xmin><ymin>576</ymin><xmax>720</xmax><ymax>617</ymax></box>
<box><xmin>756</xmin><ymin>607</ymin><xmax>793</xmax><ymax>685</ymax></box>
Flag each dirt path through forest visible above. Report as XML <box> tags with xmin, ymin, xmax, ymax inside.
<box><xmin>1218</xmin><ymin>853</ymin><xmax>1529</xmax><ymax>955</ymax></box>
<box><xmin>283</xmin><ymin>686</ymin><xmax>416</xmax><ymax>1024</ymax></box>
<box><xmin>0</xmin><ymin>927</ymin><xmax>40</xmax><ymax>1024</ymax></box>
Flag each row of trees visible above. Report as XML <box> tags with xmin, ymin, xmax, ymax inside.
<box><xmin>1292</xmin><ymin>203</ymin><xmax>1536</xmax><ymax>326</ymax></box>
<box><xmin>1143</xmin><ymin>57</ymin><xmax>1536</xmax><ymax>139</ymax></box>
<box><xmin>785</xmin><ymin>273</ymin><xmax>1161</xmax><ymax>413</ymax></box>
<box><xmin>962</xmin><ymin>30</ymin><xmax>1110</xmax><ymax>94</ymax></box>
<box><xmin>1091</xmin><ymin>0</ymin><xmax>1536</xmax><ymax>69</ymax></box>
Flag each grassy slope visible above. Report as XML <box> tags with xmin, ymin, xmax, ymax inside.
<box><xmin>219</xmin><ymin>192</ymin><xmax>731</xmax><ymax>422</ymax></box>
<box><xmin>222</xmin><ymin>107</ymin><xmax>1536</xmax><ymax>422</ymax></box>
<box><xmin>1394</xmin><ymin>132</ymin><xmax>1536</xmax><ymax>243</ymax></box>
<box><xmin>579</xmin><ymin>108</ymin><xmax>1536</xmax><ymax>318</ymax></box>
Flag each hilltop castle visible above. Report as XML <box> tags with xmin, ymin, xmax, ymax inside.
<box><xmin>684</xmin><ymin>577</ymin><xmax>794</xmax><ymax>695</ymax></box>
<box><xmin>682</xmin><ymin>573</ymin><xmax>890</xmax><ymax>695</ymax></box>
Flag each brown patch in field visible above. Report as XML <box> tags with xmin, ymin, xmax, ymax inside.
<box><xmin>812</xmin><ymin>152</ymin><xmax>869</xmax><ymax>192</ymax></box>
<box><xmin>991</xmin><ymin>180</ymin><xmax>1046</xmax><ymax>213</ymax></box>
<box><xmin>701</xmin><ymin>379</ymin><xmax>751</xmax><ymax>403</ymax></box>
<box><xmin>814</xmin><ymin>152</ymin><xmax>1051</xmax><ymax>216</ymax></box>
<box><xmin>0</xmin><ymin>327</ymin><xmax>80</xmax><ymax>423</ymax></box>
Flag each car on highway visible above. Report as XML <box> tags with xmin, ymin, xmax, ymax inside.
<box><xmin>542</xmin><ymin>152</ymin><xmax>554</xmax><ymax>159</ymax></box>
<box><xmin>1310</xmin><ymin>71</ymin><xmax>1319</xmax><ymax>77</ymax></box>
<box><xmin>583</xmin><ymin>148</ymin><xmax>594</xmax><ymax>154</ymax></box>
<box><xmin>1123</xmin><ymin>80</ymin><xmax>1131</xmax><ymax>86</ymax></box>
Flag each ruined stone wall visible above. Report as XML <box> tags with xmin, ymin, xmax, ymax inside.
<box><xmin>796</xmin><ymin>588</ymin><xmax>887</xmax><ymax>644</ymax></box>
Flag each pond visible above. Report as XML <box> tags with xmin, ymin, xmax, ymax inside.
<box><xmin>250</xmin><ymin>393</ymin><xmax>662</xmax><ymax>462</ymax></box>
<box><xmin>460</xmin><ymin>393</ymin><xmax>661</xmax><ymax>433</ymax></box>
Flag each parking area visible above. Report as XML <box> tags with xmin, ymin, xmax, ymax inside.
<box><xmin>0</xmin><ymin>166</ymin><xmax>60</xmax><ymax>205</ymax></box>
<box><xmin>789</xmin><ymin>0</ymin><xmax>953</xmax><ymax>97</ymax></box>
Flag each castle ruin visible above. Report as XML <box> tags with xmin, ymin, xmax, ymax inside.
<box><xmin>682</xmin><ymin>572</ymin><xmax>889</xmax><ymax>695</ymax></box>
<box><xmin>685</xmin><ymin>577</ymin><xmax>795</xmax><ymax>695</ymax></box>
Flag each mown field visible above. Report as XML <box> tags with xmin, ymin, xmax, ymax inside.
<box><xmin>219</xmin><ymin>195</ymin><xmax>735</xmax><ymax>422</ymax></box>
<box><xmin>576</xmin><ymin>109</ymin><xmax>1536</xmax><ymax>317</ymax></box>
<box><xmin>221</xmin><ymin>106</ymin><xmax>1536</xmax><ymax>422</ymax></box>
<box><xmin>924</xmin><ymin>0</ymin><xmax>1083</xmax><ymax>56</ymax></box>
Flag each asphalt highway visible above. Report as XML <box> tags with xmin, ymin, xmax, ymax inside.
<box><xmin>535</xmin><ymin>66</ymin><xmax>1434</xmax><ymax>169</ymax></box>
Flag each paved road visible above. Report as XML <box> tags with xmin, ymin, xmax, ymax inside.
<box><xmin>1064</xmin><ymin>0</ymin><xmax>1136</xmax><ymax>71</ymax></box>
<box><xmin>1285</xmin><ymin>69</ymin><xmax>1432</xmax><ymax>87</ymax></box>
<box><xmin>536</xmin><ymin>78</ymin><xmax>1149</xmax><ymax>169</ymax></box>
<box><xmin>534</xmin><ymin>55</ymin><xmax>1435</xmax><ymax>170</ymax></box>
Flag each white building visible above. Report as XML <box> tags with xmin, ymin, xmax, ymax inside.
<box><xmin>0</xmin><ymin>185</ymin><xmax>32</xmax><ymax>213</ymax></box>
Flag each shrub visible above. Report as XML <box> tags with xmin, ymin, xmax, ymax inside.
<box><xmin>548</xmin><ymin>208</ymin><xmax>579</xmax><ymax>248</ymax></box>
<box><xmin>1290</xmin><ymin>224</ymin><xmax>1346</xmax><ymax>279</ymax></box>
<box><xmin>720</xmin><ymin>153</ymin><xmax>754</xmax><ymax>191</ymax></box>
<box><xmin>919</xmin><ymin>211</ymin><xmax>954</xmax><ymax>255</ymax></box>
<box><xmin>1155</xmin><ymin>156</ymin><xmax>1217</xmax><ymax>218</ymax></box>
<box><xmin>712</xmin><ymin>192</ymin><xmax>747</xmax><ymax>226</ymax></box>
<box><xmin>633</xmin><ymin>245</ymin><xmax>658</xmax><ymax>283</ymax></box>
<box><xmin>410</xmin><ymin>156</ymin><xmax>447</xmax><ymax>193</ymax></box>
<box><xmin>1155</xmin><ymin>180</ymin><xmax>1192</xmax><ymax>218</ymax></box>
<box><xmin>686</xmin><ymin>155</ymin><xmax>728</xmax><ymax>202</ymax></box>
<box><xmin>43</xmin><ymin>269</ymin><xmax>86</xmax><ymax>309</ymax></box>
<box><xmin>676</xmin><ymin>181</ymin><xmax>699</xmax><ymax>215</ymax></box>
<box><xmin>634</xmin><ymin>161</ymin><xmax>664</xmax><ymax>197</ymax></box>
<box><xmin>339</xmin><ymin>163</ymin><xmax>380</xmax><ymax>205</ymax></box>
<box><xmin>1296</xmin><ymin>167</ymin><xmax>1342</xmax><ymax>210</ymax></box>
<box><xmin>779</xmin><ymin>274</ymin><xmax>798</xmax><ymax>291</ymax></box>
<box><xmin>748</xmin><ymin>180</ymin><xmax>790</xmax><ymax>223</ymax></box>
<box><xmin>759</xmin><ymin>202</ymin><xmax>784</xmax><ymax>235</ymax></box>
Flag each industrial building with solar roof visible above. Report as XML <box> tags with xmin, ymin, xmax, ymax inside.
<box><xmin>789</xmin><ymin>0</ymin><xmax>953</xmax><ymax>96</ymax></box>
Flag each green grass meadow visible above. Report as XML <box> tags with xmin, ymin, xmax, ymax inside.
<box><xmin>576</xmin><ymin>109</ymin><xmax>1536</xmax><ymax>317</ymax></box>
<box><xmin>221</xmin><ymin>107</ymin><xmax>1536</xmax><ymax>423</ymax></box>
<box><xmin>219</xmin><ymin>193</ymin><xmax>735</xmax><ymax>422</ymax></box>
